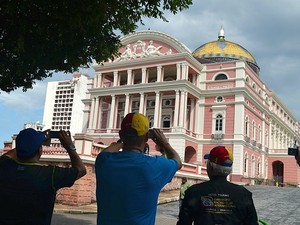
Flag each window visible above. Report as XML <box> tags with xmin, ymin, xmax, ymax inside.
<box><xmin>148</xmin><ymin>116</ymin><xmax>154</xmax><ymax>128</ymax></box>
<box><xmin>245</xmin><ymin>116</ymin><xmax>249</xmax><ymax>137</ymax></box>
<box><xmin>251</xmin><ymin>155</ymin><xmax>255</xmax><ymax>177</ymax></box>
<box><xmin>148</xmin><ymin>100</ymin><xmax>155</xmax><ymax>107</ymax></box>
<box><xmin>252</xmin><ymin>121</ymin><xmax>256</xmax><ymax>140</ymax></box>
<box><xmin>244</xmin><ymin>153</ymin><xmax>248</xmax><ymax>174</ymax></box>
<box><xmin>216</xmin><ymin>96</ymin><xmax>224</xmax><ymax>103</ymax></box>
<box><xmin>162</xmin><ymin>116</ymin><xmax>171</xmax><ymax>128</ymax></box>
<box><xmin>163</xmin><ymin>99</ymin><xmax>172</xmax><ymax>106</ymax></box>
<box><xmin>215</xmin><ymin>74</ymin><xmax>228</xmax><ymax>80</ymax></box>
<box><xmin>258</xmin><ymin>89</ymin><xmax>262</xmax><ymax>95</ymax></box>
<box><xmin>215</xmin><ymin>114</ymin><xmax>223</xmax><ymax>132</ymax></box>
<box><xmin>257</xmin><ymin>158</ymin><xmax>261</xmax><ymax>176</ymax></box>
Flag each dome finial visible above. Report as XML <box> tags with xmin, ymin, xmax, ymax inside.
<box><xmin>218</xmin><ymin>26</ymin><xmax>225</xmax><ymax>40</ymax></box>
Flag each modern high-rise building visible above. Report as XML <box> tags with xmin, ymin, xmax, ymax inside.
<box><xmin>24</xmin><ymin>122</ymin><xmax>44</xmax><ymax>131</ymax></box>
<box><xmin>42</xmin><ymin>74</ymin><xmax>89</xmax><ymax>135</ymax></box>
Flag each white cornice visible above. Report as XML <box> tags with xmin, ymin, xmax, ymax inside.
<box><xmin>88</xmin><ymin>80</ymin><xmax>202</xmax><ymax>98</ymax></box>
<box><xmin>93</xmin><ymin>52</ymin><xmax>203</xmax><ymax>72</ymax></box>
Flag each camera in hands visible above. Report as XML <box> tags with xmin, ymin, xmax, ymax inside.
<box><xmin>288</xmin><ymin>146</ymin><xmax>298</xmax><ymax>157</ymax></box>
<box><xmin>148</xmin><ymin>129</ymin><xmax>154</xmax><ymax>139</ymax></box>
<box><xmin>49</xmin><ymin>131</ymin><xmax>60</xmax><ymax>139</ymax></box>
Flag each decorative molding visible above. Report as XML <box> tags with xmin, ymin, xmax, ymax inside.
<box><xmin>115</xmin><ymin>40</ymin><xmax>172</xmax><ymax>62</ymax></box>
<box><xmin>211</xmin><ymin>133</ymin><xmax>224</xmax><ymax>139</ymax></box>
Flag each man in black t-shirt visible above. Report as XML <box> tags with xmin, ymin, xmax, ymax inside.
<box><xmin>177</xmin><ymin>146</ymin><xmax>259</xmax><ymax>225</ymax></box>
<box><xmin>0</xmin><ymin>128</ymin><xmax>86</xmax><ymax>225</ymax></box>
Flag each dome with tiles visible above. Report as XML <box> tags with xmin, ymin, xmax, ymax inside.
<box><xmin>193</xmin><ymin>27</ymin><xmax>260</xmax><ymax>74</ymax></box>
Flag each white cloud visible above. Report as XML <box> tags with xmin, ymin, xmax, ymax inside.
<box><xmin>0</xmin><ymin>82</ymin><xmax>47</xmax><ymax>112</ymax></box>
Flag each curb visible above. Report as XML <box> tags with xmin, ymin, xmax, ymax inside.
<box><xmin>158</xmin><ymin>197</ymin><xmax>179</xmax><ymax>205</ymax></box>
<box><xmin>54</xmin><ymin>209</ymin><xmax>97</xmax><ymax>214</ymax></box>
<box><xmin>54</xmin><ymin>197</ymin><xmax>179</xmax><ymax>214</ymax></box>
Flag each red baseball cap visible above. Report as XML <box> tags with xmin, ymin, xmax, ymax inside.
<box><xmin>120</xmin><ymin>113</ymin><xmax>149</xmax><ymax>137</ymax></box>
<box><xmin>204</xmin><ymin>146</ymin><xmax>233</xmax><ymax>167</ymax></box>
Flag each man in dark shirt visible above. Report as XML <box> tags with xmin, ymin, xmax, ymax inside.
<box><xmin>177</xmin><ymin>146</ymin><xmax>259</xmax><ymax>225</ymax></box>
<box><xmin>0</xmin><ymin>128</ymin><xmax>86</xmax><ymax>225</ymax></box>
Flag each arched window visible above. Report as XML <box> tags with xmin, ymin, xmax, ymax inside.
<box><xmin>257</xmin><ymin>158</ymin><xmax>261</xmax><ymax>176</ymax></box>
<box><xmin>251</xmin><ymin>155</ymin><xmax>255</xmax><ymax>178</ymax></box>
<box><xmin>244</xmin><ymin>153</ymin><xmax>248</xmax><ymax>175</ymax></box>
<box><xmin>246</xmin><ymin>76</ymin><xmax>250</xmax><ymax>83</ymax></box>
<box><xmin>215</xmin><ymin>114</ymin><xmax>223</xmax><ymax>132</ymax></box>
<box><xmin>148</xmin><ymin>116</ymin><xmax>154</xmax><ymax>128</ymax></box>
<box><xmin>215</xmin><ymin>74</ymin><xmax>228</xmax><ymax>80</ymax></box>
<box><xmin>252</xmin><ymin>121</ymin><xmax>256</xmax><ymax>140</ymax></box>
<box><xmin>258</xmin><ymin>125</ymin><xmax>262</xmax><ymax>143</ymax></box>
<box><xmin>258</xmin><ymin>89</ymin><xmax>262</xmax><ymax>95</ymax></box>
<box><xmin>245</xmin><ymin>117</ymin><xmax>249</xmax><ymax>137</ymax></box>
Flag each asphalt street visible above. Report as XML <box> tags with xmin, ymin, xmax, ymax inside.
<box><xmin>52</xmin><ymin>185</ymin><xmax>300</xmax><ymax>225</ymax></box>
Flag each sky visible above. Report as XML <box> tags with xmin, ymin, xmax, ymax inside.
<box><xmin>1</xmin><ymin>0</ymin><xmax>300</xmax><ymax>148</ymax></box>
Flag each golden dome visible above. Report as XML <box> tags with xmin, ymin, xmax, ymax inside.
<box><xmin>193</xmin><ymin>27</ymin><xmax>260</xmax><ymax>74</ymax></box>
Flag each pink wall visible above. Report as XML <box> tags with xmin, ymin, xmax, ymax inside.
<box><xmin>268</xmin><ymin>157</ymin><xmax>300</xmax><ymax>184</ymax></box>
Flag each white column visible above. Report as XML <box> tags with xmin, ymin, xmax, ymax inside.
<box><xmin>92</xmin><ymin>97</ymin><xmax>99</xmax><ymax>129</ymax></box>
<box><xmin>127</xmin><ymin>69</ymin><xmax>132</xmax><ymax>85</ymax></box>
<box><xmin>196</xmin><ymin>73</ymin><xmax>200</xmax><ymax>87</ymax></box>
<box><xmin>157</xmin><ymin>66</ymin><xmax>162</xmax><ymax>82</ymax></box>
<box><xmin>176</xmin><ymin>63</ymin><xmax>181</xmax><ymax>80</ymax></box>
<box><xmin>89</xmin><ymin>97</ymin><xmax>96</xmax><ymax>129</ymax></box>
<box><xmin>146</xmin><ymin>69</ymin><xmax>150</xmax><ymax>83</ymax></box>
<box><xmin>189</xmin><ymin>98</ymin><xmax>195</xmax><ymax>132</ymax></box>
<box><xmin>93</xmin><ymin>76</ymin><xmax>97</xmax><ymax>88</ymax></box>
<box><xmin>113</xmin><ymin>71</ymin><xmax>118</xmax><ymax>87</ymax></box>
<box><xmin>108</xmin><ymin>95</ymin><xmax>116</xmax><ymax>131</ymax></box>
<box><xmin>144</xmin><ymin>94</ymin><xmax>148</xmax><ymax>115</ymax></box>
<box><xmin>154</xmin><ymin>91</ymin><xmax>161</xmax><ymax>127</ymax></box>
<box><xmin>194</xmin><ymin>99</ymin><xmax>201</xmax><ymax>133</ymax></box>
<box><xmin>262</xmin><ymin>113</ymin><xmax>266</xmax><ymax>148</ymax></box>
<box><xmin>114</xmin><ymin>97</ymin><xmax>119</xmax><ymax>129</ymax></box>
<box><xmin>142</xmin><ymin>67</ymin><xmax>147</xmax><ymax>83</ymax></box>
<box><xmin>182</xmin><ymin>64</ymin><xmax>187</xmax><ymax>80</ymax></box>
<box><xmin>97</xmin><ymin>98</ymin><xmax>103</xmax><ymax>130</ymax></box>
<box><xmin>186</xmin><ymin>65</ymin><xmax>189</xmax><ymax>80</ymax></box>
<box><xmin>139</xmin><ymin>92</ymin><xmax>145</xmax><ymax>114</ymax></box>
<box><xmin>97</xmin><ymin>73</ymin><xmax>103</xmax><ymax>88</ymax></box>
<box><xmin>174</xmin><ymin>90</ymin><xmax>180</xmax><ymax>127</ymax></box>
<box><xmin>179</xmin><ymin>90</ymin><xmax>186</xmax><ymax>127</ymax></box>
<box><xmin>183</xmin><ymin>91</ymin><xmax>188</xmax><ymax>128</ymax></box>
<box><xmin>124</xmin><ymin>94</ymin><xmax>130</xmax><ymax>115</ymax></box>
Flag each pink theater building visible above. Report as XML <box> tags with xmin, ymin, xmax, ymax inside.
<box><xmin>2</xmin><ymin>28</ymin><xmax>300</xmax><ymax>206</ymax></box>
<box><xmin>80</xmin><ymin>28</ymin><xmax>300</xmax><ymax>185</ymax></box>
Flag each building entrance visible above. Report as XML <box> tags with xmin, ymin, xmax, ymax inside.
<box><xmin>272</xmin><ymin>161</ymin><xmax>284</xmax><ymax>185</ymax></box>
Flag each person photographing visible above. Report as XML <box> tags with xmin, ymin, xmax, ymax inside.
<box><xmin>0</xmin><ymin>128</ymin><xmax>86</xmax><ymax>225</ymax></box>
<box><xmin>95</xmin><ymin>112</ymin><xmax>182</xmax><ymax>225</ymax></box>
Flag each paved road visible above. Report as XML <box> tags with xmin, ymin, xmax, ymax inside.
<box><xmin>52</xmin><ymin>185</ymin><xmax>300</xmax><ymax>225</ymax></box>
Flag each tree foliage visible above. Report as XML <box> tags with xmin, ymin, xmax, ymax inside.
<box><xmin>0</xmin><ymin>0</ymin><xmax>193</xmax><ymax>92</ymax></box>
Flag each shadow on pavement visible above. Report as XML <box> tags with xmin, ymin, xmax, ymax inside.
<box><xmin>52</xmin><ymin>213</ymin><xmax>96</xmax><ymax>225</ymax></box>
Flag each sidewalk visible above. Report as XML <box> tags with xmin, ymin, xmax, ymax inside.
<box><xmin>54</xmin><ymin>189</ymin><xmax>180</xmax><ymax>214</ymax></box>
